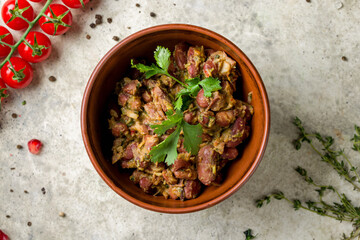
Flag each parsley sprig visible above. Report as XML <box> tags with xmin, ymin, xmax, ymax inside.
<box><xmin>257</xmin><ymin>117</ymin><xmax>360</xmax><ymax>240</ymax></box>
<box><xmin>149</xmin><ymin>110</ymin><xmax>202</xmax><ymax>165</ymax></box>
<box><xmin>131</xmin><ymin>46</ymin><xmax>222</xmax><ymax>165</ymax></box>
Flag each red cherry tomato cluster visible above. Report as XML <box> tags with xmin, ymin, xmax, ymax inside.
<box><xmin>0</xmin><ymin>0</ymin><xmax>87</xmax><ymax>109</ymax></box>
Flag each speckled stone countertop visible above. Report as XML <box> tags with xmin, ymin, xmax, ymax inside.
<box><xmin>1</xmin><ymin>0</ymin><xmax>359</xmax><ymax>239</ymax></box>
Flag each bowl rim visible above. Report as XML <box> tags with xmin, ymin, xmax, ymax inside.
<box><xmin>81</xmin><ymin>23</ymin><xmax>270</xmax><ymax>214</ymax></box>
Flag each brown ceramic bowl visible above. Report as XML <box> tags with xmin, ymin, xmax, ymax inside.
<box><xmin>81</xmin><ymin>24</ymin><xmax>270</xmax><ymax>213</ymax></box>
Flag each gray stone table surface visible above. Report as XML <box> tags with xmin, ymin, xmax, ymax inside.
<box><xmin>1</xmin><ymin>0</ymin><xmax>359</xmax><ymax>239</ymax></box>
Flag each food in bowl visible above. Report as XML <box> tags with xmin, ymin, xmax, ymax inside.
<box><xmin>108</xmin><ymin>42</ymin><xmax>253</xmax><ymax>200</ymax></box>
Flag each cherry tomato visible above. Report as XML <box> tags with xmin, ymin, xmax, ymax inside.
<box><xmin>62</xmin><ymin>0</ymin><xmax>89</xmax><ymax>9</ymax></box>
<box><xmin>39</xmin><ymin>4</ymin><xmax>72</xmax><ymax>36</ymax></box>
<box><xmin>0</xmin><ymin>26</ymin><xmax>14</xmax><ymax>58</ymax></box>
<box><xmin>1</xmin><ymin>0</ymin><xmax>35</xmax><ymax>31</ymax></box>
<box><xmin>18</xmin><ymin>31</ymin><xmax>52</xmax><ymax>63</ymax></box>
<box><xmin>28</xmin><ymin>0</ymin><xmax>43</xmax><ymax>2</ymax></box>
<box><xmin>1</xmin><ymin>57</ymin><xmax>33</xmax><ymax>89</ymax></box>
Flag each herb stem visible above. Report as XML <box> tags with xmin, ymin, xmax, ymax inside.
<box><xmin>0</xmin><ymin>0</ymin><xmax>53</xmax><ymax>69</ymax></box>
<box><xmin>165</xmin><ymin>72</ymin><xmax>188</xmax><ymax>88</ymax></box>
<box><xmin>308</xmin><ymin>141</ymin><xmax>360</xmax><ymax>191</ymax></box>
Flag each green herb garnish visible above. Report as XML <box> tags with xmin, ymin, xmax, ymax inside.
<box><xmin>131</xmin><ymin>46</ymin><xmax>222</xmax><ymax>111</ymax></box>
<box><xmin>244</xmin><ymin>229</ymin><xmax>257</xmax><ymax>240</ymax></box>
<box><xmin>149</xmin><ymin>110</ymin><xmax>202</xmax><ymax>165</ymax></box>
<box><xmin>257</xmin><ymin>117</ymin><xmax>360</xmax><ymax>240</ymax></box>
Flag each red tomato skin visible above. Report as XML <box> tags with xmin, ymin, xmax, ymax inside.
<box><xmin>39</xmin><ymin>4</ymin><xmax>73</xmax><ymax>35</ymax></box>
<box><xmin>0</xmin><ymin>77</ymin><xmax>7</xmax><ymax>102</ymax></box>
<box><xmin>28</xmin><ymin>0</ymin><xmax>43</xmax><ymax>2</ymax></box>
<box><xmin>18</xmin><ymin>31</ymin><xmax>52</xmax><ymax>63</ymax></box>
<box><xmin>0</xmin><ymin>26</ymin><xmax>14</xmax><ymax>58</ymax></box>
<box><xmin>1</xmin><ymin>0</ymin><xmax>35</xmax><ymax>30</ymax></box>
<box><xmin>1</xmin><ymin>57</ymin><xmax>33</xmax><ymax>89</ymax></box>
<box><xmin>62</xmin><ymin>0</ymin><xmax>89</xmax><ymax>9</ymax></box>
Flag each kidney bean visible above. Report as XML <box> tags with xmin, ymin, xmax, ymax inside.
<box><xmin>130</xmin><ymin>169</ymin><xmax>144</xmax><ymax>183</ymax></box>
<box><xmin>118</xmin><ymin>93</ymin><xmax>130</xmax><ymax>106</ymax></box>
<box><xmin>167</xmin><ymin>56</ymin><xmax>177</xmax><ymax>76</ymax></box>
<box><xmin>226</xmin><ymin>117</ymin><xmax>250</xmax><ymax>147</ymax></box>
<box><xmin>203</xmin><ymin>58</ymin><xmax>217</xmax><ymax>78</ymax></box>
<box><xmin>197</xmin><ymin>145</ymin><xmax>218</xmax><ymax>186</ymax></box>
<box><xmin>142</xmin><ymin>90</ymin><xmax>152</xmax><ymax>103</ymax></box>
<box><xmin>111</xmin><ymin>122</ymin><xmax>128</xmax><ymax>137</ymax></box>
<box><xmin>123</xmin><ymin>142</ymin><xmax>137</xmax><ymax>160</ymax></box>
<box><xmin>221</xmin><ymin>147</ymin><xmax>238</xmax><ymax>160</ymax></box>
<box><xmin>174</xmin><ymin>42</ymin><xmax>188</xmax><ymax>70</ymax></box>
<box><xmin>173</xmin><ymin>158</ymin><xmax>191</xmax><ymax>171</ymax></box>
<box><xmin>198</xmin><ymin>111</ymin><xmax>214</xmax><ymax>126</ymax></box>
<box><xmin>184</xmin><ymin>111</ymin><xmax>196</xmax><ymax>124</ymax></box>
<box><xmin>139</xmin><ymin>177</ymin><xmax>153</xmax><ymax>193</ymax></box>
<box><xmin>186</xmin><ymin>47</ymin><xmax>204</xmax><ymax>78</ymax></box>
<box><xmin>123</xmin><ymin>80</ymin><xmax>140</xmax><ymax>95</ymax></box>
<box><xmin>162</xmin><ymin>169</ymin><xmax>178</xmax><ymax>185</ymax></box>
<box><xmin>196</xmin><ymin>89</ymin><xmax>210</xmax><ymax>108</ymax></box>
<box><xmin>201</xmin><ymin>133</ymin><xmax>212</xmax><ymax>142</ymax></box>
<box><xmin>215</xmin><ymin>110</ymin><xmax>235</xmax><ymax>127</ymax></box>
<box><xmin>184</xmin><ymin>180</ymin><xmax>202</xmax><ymax>199</ymax></box>
<box><xmin>209</xmin><ymin>91</ymin><xmax>226</xmax><ymax>111</ymax></box>
<box><xmin>173</xmin><ymin>167</ymin><xmax>197</xmax><ymax>180</ymax></box>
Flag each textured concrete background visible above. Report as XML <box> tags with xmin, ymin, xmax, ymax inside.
<box><xmin>1</xmin><ymin>0</ymin><xmax>359</xmax><ymax>239</ymax></box>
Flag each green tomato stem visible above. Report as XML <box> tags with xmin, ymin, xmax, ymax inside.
<box><xmin>0</xmin><ymin>0</ymin><xmax>54</xmax><ymax>69</ymax></box>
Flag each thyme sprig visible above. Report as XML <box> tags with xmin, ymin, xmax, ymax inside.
<box><xmin>257</xmin><ymin>117</ymin><xmax>360</xmax><ymax>240</ymax></box>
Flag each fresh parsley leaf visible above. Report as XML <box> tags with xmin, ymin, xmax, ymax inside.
<box><xmin>183</xmin><ymin>122</ymin><xmax>203</xmax><ymax>154</ymax></box>
<box><xmin>174</xmin><ymin>95</ymin><xmax>183</xmax><ymax>111</ymax></box>
<box><xmin>150</xmin><ymin>110</ymin><xmax>183</xmax><ymax>135</ymax></box>
<box><xmin>199</xmin><ymin>77</ymin><xmax>222</xmax><ymax>97</ymax></box>
<box><xmin>131</xmin><ymin>60</ymin><xmax>164</xmax><ymax>79</ymax></box>
<box><xmin>154</xmin><ymin>46</ymin><xmax>171</xmax><ymax>70</ymax></box>
<box><xmin>149</xmin><ymin>126</ymin><xmax>181</xmax><ymax>165</ymax></box>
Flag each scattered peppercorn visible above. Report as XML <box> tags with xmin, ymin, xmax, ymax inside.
<box><xmin>150</xmin><ymin>12</ymin><xmax>156</xmax><ymax>17</ymax></box>
<box><xmin>6</xmin><ymin>215</ymin><xmax>10</xmax><ymax>218</ymax></box>
<box><xmin>127</xmin><ymin>26</ymin><xmax>131</xmax><ymax>29</ymax></box>
<box><xmin>90</xmin><ymin>7</ymin><xmax>93</xmax><ymax>11</ymax></box>
<box><xmin>22</xmin><ymin>100</ymin><xmax>26</xmax><ymax>105</ymax></box>
<box><xmin>95</xmin><ymin>14</ymin><xmax>102</xmax><ymax>20</ymax></box>
<box><xmin>49</xmin><ymin>76</ymin><xmax>56</xmax><ymax>82</ymax></box>
<box><xmin>86</xmin><ymin>34</ymin><xmax>91</xmax><ymax>40</ymax></box>
<box><xmin>41</xmin><ymin>187</ymin><xmax>46</xmax><ymax>195</ymax></box>
<box><xmin>17</xmin><ymin>145</ymin><xmax>23</xmax><ymax>149</ymax></box>
<box><xmin>27</xmin><ymin>222</ymin><xmax>32</xmax><ymax>227</ymax></box>
<box><xmin>95</xmin><ymin>18</ymin><xmax>102</xmax><ymax>25</ymax></box>
<box><xmin>112</xmin><ymin>36</ymin><xmax>120</xmax><ymax>41</ymax></box>
<box><xmin>11</xmin><ymin>113</ymin><xmax>17</xmax><ymax>118</ymax></box>
<box><xmin>10</xmin><ymin>167</ymin><xmax>15</xmax><ymax>170</ymax></box>
<box><xmin>136</xmin><ymin>3</ymin><xmax>140</xmax><ymax>7</ymax></box>
<box><xmin>306</xmin><ymin>0</ymin><xmax>311</xmax><ymax>2</ymax></box>
<box><xmin>107</xmin><ymin>18</ymin><xmax>112</xmax><ymax>23</ymax></box>
<box><xmin>90</xmin><ymin>23</ymin><xmax>96</xmax><ymax>28</ymax></box>
<box><xmin>341</xmin><ymin>56</ymin><xmax>348</xmax><ymax>61</ymax></box>
<box><xmin>10</xmin><ymin>189</ymin><xmax>13</xmax><ymax>192</ymax></box>
<box><xmin>59</xmin><ymin>212</ymin><xmax>66</xmax><ymax>217</ymax></box>
<box><xmin>24</xmin><ymin>190</ymin><xmax>28</xmax><ymax>194</ymax></box>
